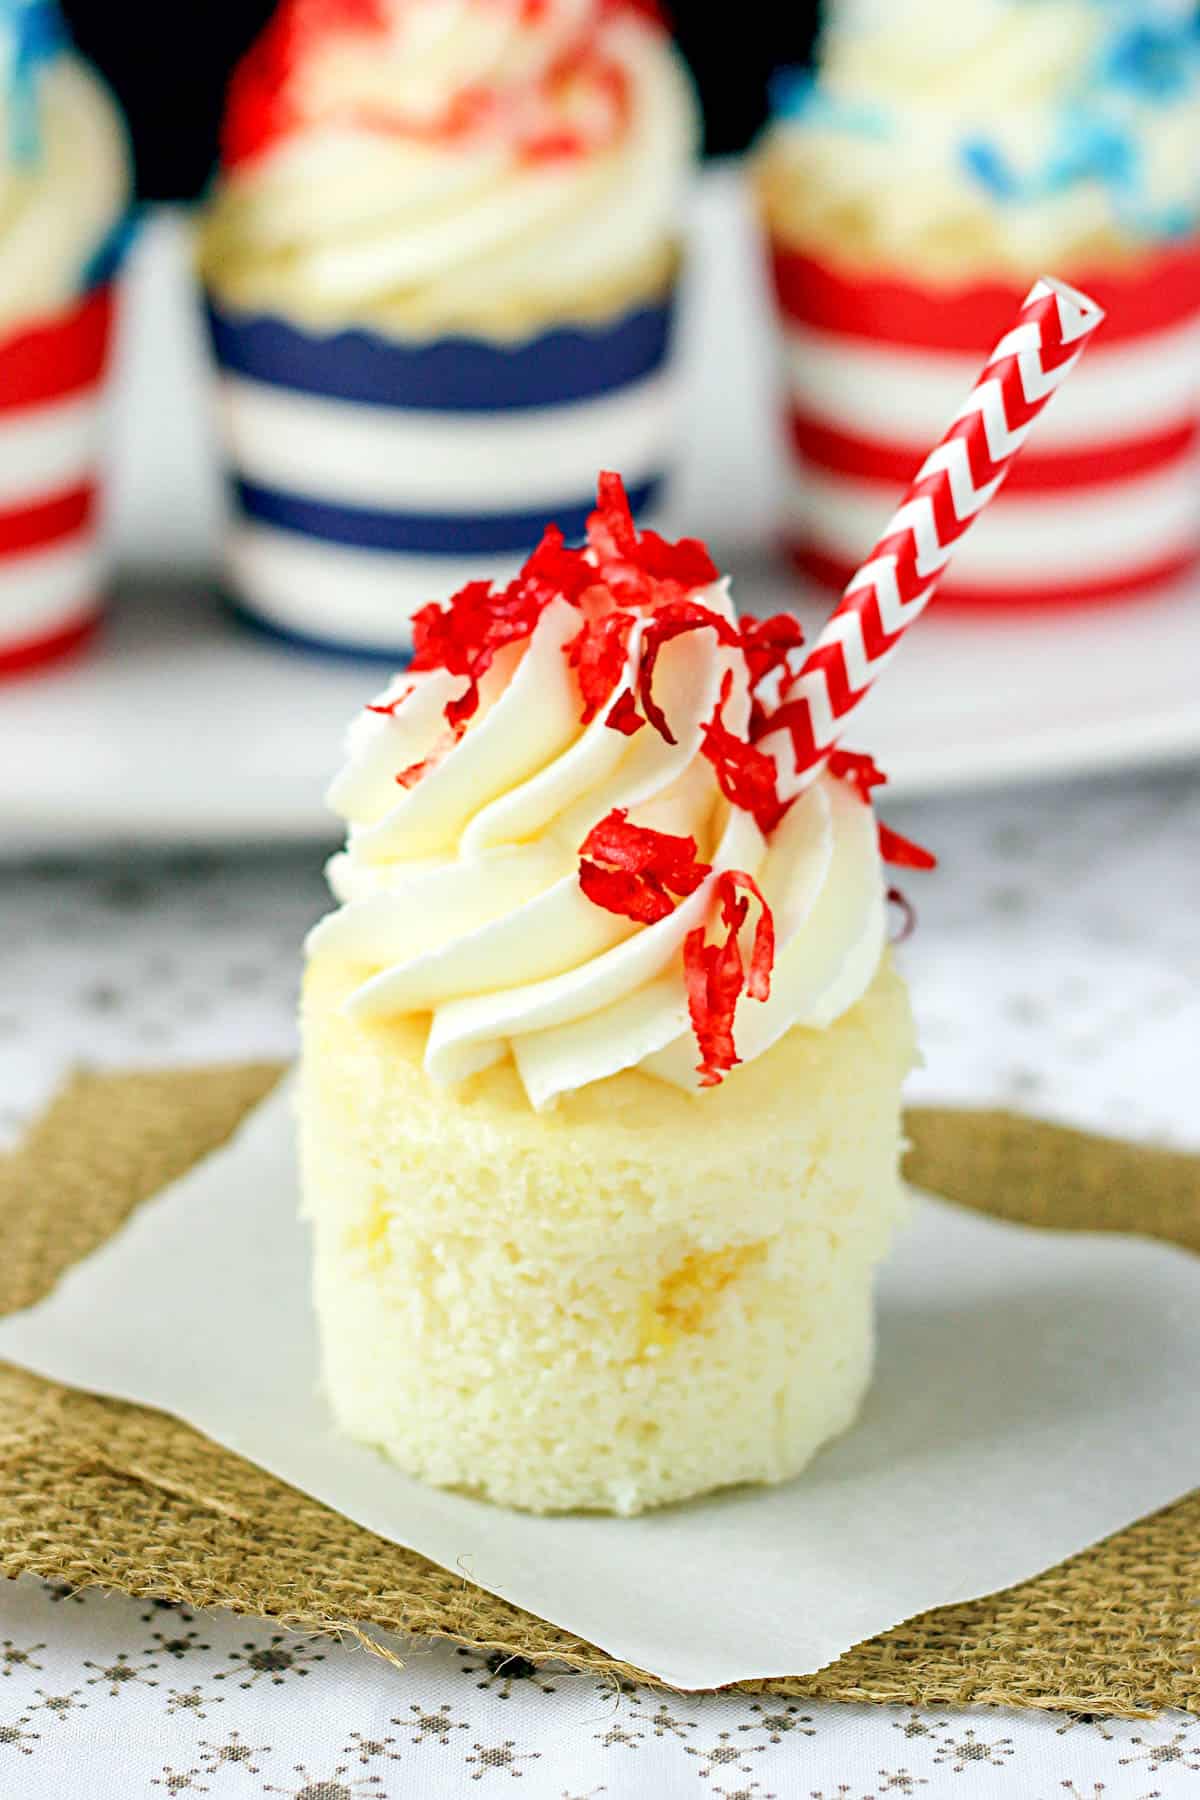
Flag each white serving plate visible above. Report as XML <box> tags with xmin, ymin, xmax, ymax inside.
<box><xmin>3</xmin><ymin>170</ymin><xmax>1198</xmax><ymax>852</ymax></box>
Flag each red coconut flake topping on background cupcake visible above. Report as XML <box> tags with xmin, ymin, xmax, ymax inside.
<box><xmin>374</xmin><ymin>472</ymin><xmax>932</xmax><ymax>1083</ymax></box>
<box><xmin>223</xmin><ymin>0</ymin><xmax>659</xmax><ymax>169</ymax></box>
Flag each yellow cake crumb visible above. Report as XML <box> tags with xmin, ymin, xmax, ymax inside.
<box><xmin>638</xmin><ymin>1244</ymin><xmax>768</xmax><ymax>1353</ymax></box>
<box><xmin>300</xmin><ymin>953</ymin><xmax>915</xmax><ymax>1514</ymax></box>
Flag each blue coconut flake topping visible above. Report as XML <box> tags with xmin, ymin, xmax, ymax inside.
<box><xmin>960</xmin><ymin>138</ymin><xmax>1022</xmax><ymax>201</ymax></box>
<box><xmin>1</xmin><ymin>0</ymin><xmax>67</xmax><ymax>164</ymax></box>
<box><xmin>772</xmin><ymin>1</ymin><xmax>1200</xmax><ymax>244</ymax></box>
<box><xmin>956</xmin><ymin>12</ymin><xmax>1200</xmax><ymax>239</ymax></box>
<box><xmin>0</xmin><ymin>0</ymin><xmax>137</xmax><ymax>289</ymax></box>
<box><xmin>1102</xmin><ymin>18</ymin><xmax>1196</xmax><ymax>101</ymax></box>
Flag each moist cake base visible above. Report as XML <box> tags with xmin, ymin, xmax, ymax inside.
<box><xmin>300</xmin><ymin>954</ymin><xmax>916</xmax><ymax>1514</ymax></box>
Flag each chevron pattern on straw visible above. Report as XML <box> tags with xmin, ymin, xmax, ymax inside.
<box><xmin>759</xmin><ymin>277</ymin><xmax>1105</xmax><ymax>796</ymax></box>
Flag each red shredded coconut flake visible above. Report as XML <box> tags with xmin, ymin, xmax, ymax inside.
<box><xmin>577</xmin><ymin>808</ymin><xmax>710</xmax><ymax>925</ymax></box>
<box><xmin>565</xmin><ymin>477</ymin><xmax>725</xmax><ymax>740</ymax></box>
<box><xmin>223</xmin><ymin>0</ymin><xmax>384</xmax><ymax>165</ymax></box>
<box><xmin>887</xmin><ymin>885</ymin><xmax>917</xmax><ymax>943</ymax></box>
<box><xmin>878</xmin><ymin>823</ymin><xmax>938</xmax><ymax>870</ymax></box>
<box><xmin>606</xmin><ymin>687</ymin><xmax>645</xmax><ymax>736</ymax></box>
<box><xmin>586</xmin><ymin>468</ymin><xmax>642</xmax><ymax>562</ymax></box>
<box><xmin>564</xmin><ymin>607</ymin><xmax>637</xmax><ymax>725</ymax></box>
<box><xmin>384</xmin><ymin>478</ymin><xmax>922</xmax><ymax>881</ymax></box>
<box><xmin>395</xmin><ymin>754</ymin><xmax>434</xmax><ymax>791</ymax></box>
<box><xmin>632</xmin><ymin>527</ymin><xmax>720</xmax><ymax>590</ymax></box>
<box><xmin>739</xmin><ymin>612</ymin><xmax>806</xmax><ymax>690</ymax></box>
<box><xmin>519</xmin><ymin>520</ymin><xmax>594</xmax><ymax>605</ymax></box>
<box><xmin>827</xmin><ymin>747</ymin><xmax>888</xmax><ymax>803</ymax></box>
<box><xmin>395</xmin><ymin>721</ymin><xmax>467</xmax><ymax>790</ymax></box>
<box><xmin>409</xmin><ymin>569</ymin><xmax>547</xmax><ymax>732</ymax></box>
<box><xmin>637</xmin><ymin>600</ymin><xmax>739</xmax><ymax>744</ymax></box>
<box><xmin>700</xmin><ymin>670</ymin><xmax>789</xmax><ymax>835</ymax></box>
<box><xmin>223</xmin><ymin>0</ymin><xmax>649</xmax><ymax>169</ymax></box>
<box><xmin>828</xmin><ymin>749</ymin><xmax>937</xmax><ymax>869</ymax></box>
<box><xmin>684</xmin><ymin>871</ymin><xmax>775</xmax><ymax>1087</ymax></box>
<box><xmin>739</xmin><ymin>613</ymin><xmax>806</xmax><ymax>738</ymax></box>
<box><xmin>396</xmin><ymin>475</ymin><xmax>733</xmax><ymax>772</ymax></box>
<box><xmin>585</xmin><ymin>473</ymin><xmax>718</xmax><ymax>607</ymax></box>
<box><xmin>365</xmin><ymin>683</ymin><xmax>414</xmax><ymax>718</ymax></box>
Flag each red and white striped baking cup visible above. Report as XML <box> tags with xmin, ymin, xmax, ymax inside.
<box><xmin>768</xmin><ymin>241</ymin><xmax>1200</xmax><ymax>609</ymax></box>
<box><xmin>0</xmin><ymin>285</ymin><xmax>117</xmax><ymax>676</ymax></box>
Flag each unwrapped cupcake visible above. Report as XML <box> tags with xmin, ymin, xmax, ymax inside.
<box><xmin>301</xmin><ymin>473</ymin><xmax>922</xmax><ymax>1514</ymax></box>
<box><xmin>0</xmin><ymin>0</ymin><xmax>131</xmax><ymax>675</ymax></box>
<box><xmin>199</xmin><ymin>0</ymin><xmax>699</xmax><ymax>656</ymax></box>
<box><xmin>756</xmin><ymin>0</ymin><xmax>1200</xmax><ymax>609</ymax></box>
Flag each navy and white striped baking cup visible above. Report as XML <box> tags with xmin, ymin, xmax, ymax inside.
<box><xmin>207</xmin><ymin>291</ymin><xmax>680</xmax><ymax>657</ymax></box>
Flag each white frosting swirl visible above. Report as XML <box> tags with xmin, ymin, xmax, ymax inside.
<box><xmin>759</xmin><ymin>0</ymin><xmax>1200</xmax><ymax>276</ymax></box>
<box><xmin>307</xmin><ymin>581</ymin><xmax>887</xmax><ymax>1109</ymax></box>
<box><xmin>0</xmin><ymin>49</ymin><xmax>130</xmax><ymax>332</ymax></box>
<box><xmin>203</xmin><ymin>1</ymin><xmax>699</xmax><ymax>337</ymax></box>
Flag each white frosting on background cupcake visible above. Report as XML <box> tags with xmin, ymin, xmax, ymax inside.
<box><xmin>0</xmin><ymin>7</ymin><xmax>130</xmax><ymax>332</ymax></box>
<box><xmin>760</xmin><ymin>0</ymin><xmax>1200</xmax><ymax>275</ymax></box>
<box><xmin>202</xmin><ymin>0</ymin><xmax>699</xmax><ymax>336</ymax></box>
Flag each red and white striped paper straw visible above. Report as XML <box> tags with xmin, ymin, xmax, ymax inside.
<box><xmin>759</xmin><ymin>276</ymin><xmax>1106</xmax><ymax>794</ymax></box>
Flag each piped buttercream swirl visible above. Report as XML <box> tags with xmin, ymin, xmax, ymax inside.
<box><xmin>0</xmin><ymin>4</ymin><xmax>130</xmax><ymax>331</ymax></box>
<box><xmin>307</xmin><ymin>486</ymin><xmax>890</xmax><ymax>1109</ymax></box>
<box><xmin>759</xmin><ymin>0</ymin><xmax>1200</xmax><ymax>277</ymax></box>
<box><xmin>202</xmin><ymin>0</ymin><xmax>698</xmax><ymax>337</ymax></box>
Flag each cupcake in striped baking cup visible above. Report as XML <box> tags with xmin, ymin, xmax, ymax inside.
<box><xmin>756</xmin><ymin>1</ymin><xmax>1200</xmax><ymax>610</ymax></box>
<box><xmin>0</xmin><ymin>0</ymin><xmax>131</xmax><ymax>675</ymax></box>
<box><xmin>198</xmin><ymin>0</ymin><xmax>699</xmax><ymax>657</ymax></box>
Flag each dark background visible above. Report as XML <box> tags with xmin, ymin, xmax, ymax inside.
<box><xmin>60</xmin><ymin>3</ymin><xmax>821</xmax><ymax>200</ymax></box>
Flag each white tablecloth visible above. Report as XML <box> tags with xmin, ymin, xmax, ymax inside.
<box><xmin>3</xmin><ymin>1574</ymin><xmax>1198</xmax><ymax>1798</ymax></box>
<box><xmin>3</xmin><ymin>766</ymin><xmax>1198</xmax><ymax>1795</ymax></box>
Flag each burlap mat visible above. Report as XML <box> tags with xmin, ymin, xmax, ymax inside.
<box><xmin>1</xmin><ymin>1064</ymin><xmax>1197</xmax><ymax>1717</ymax></box>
